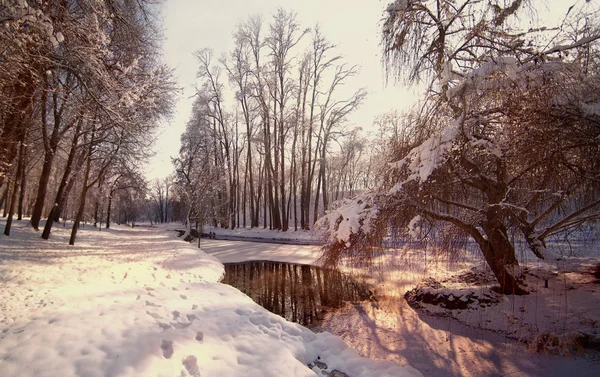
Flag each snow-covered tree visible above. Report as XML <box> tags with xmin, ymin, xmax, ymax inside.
<box><xmin>318</xmin><ymin>0</ymin><xmax>600</xmax><ymax>294</ymax></box>
<box><xmin>173</xmin><ymin>107</ymin><xmax>221</xmax><ymax>243</ymax></box>
<box><xmin>0</xmin><ymin>0</ymin><xmax>175</xmax><ymax>241</ymax></box>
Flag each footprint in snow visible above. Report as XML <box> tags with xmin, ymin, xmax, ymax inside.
<box><xmin>235</xmin><ymin>308</ymin><xmax>252</xmax><ymax>316</ymax></box>
<box><xmin>180</xmin><ymin>294</ymin><xmax>187</xmax><ymax>300</ymax></box>
<box><xmin>172</xmin><ymin>322</ymin><xmax>191</xmax><ymax>329</ymax></box>
<box><xmin>146</xmin><ymin>311</ymin><xmax>162</xmax><ymax>319</ymax></box>
<box><xmin>161</xmin><ymin>340</ymin><xmax>174</xmax><ymax>359</ymax></box>
<box><xmin>145</xmin><ymin>301</ymin><xmax>161</xmax><ymax>307</ymax></box>
<box><xmin>172</xmin><ymin>311</ymin><xmax>180</xmax><ymax>320</ymax></box>
<box><xmin>182</xmin><ymin>355</ymin><xmax>200</xmax><ymax>376</ymax></box>
<box><xmin>195</xmin><ymin>331</ymin><xmax>203</xmax><ymax>343</ymax></box>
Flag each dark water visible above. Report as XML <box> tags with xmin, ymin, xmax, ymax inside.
<box><xmin>222</xmin><ymin>261</ymin><xmax>371</xmax><ymax>326</ymax></box>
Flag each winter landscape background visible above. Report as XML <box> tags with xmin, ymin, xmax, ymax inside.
<box><xmin>1</xmin><ymin>0</ymin><xmax>600</xmax><ymax>376</ymax></box>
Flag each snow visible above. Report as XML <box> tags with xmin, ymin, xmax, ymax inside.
<box><xmin>390</xmin><ymin>124</ymin><xmax>458</xmax><ymax>192</ymax></box>
<box><xmin>315</xmin><ymin>249</ymin><xmax>600</xmax><ymax>377</ymax></box>
<box><xmin>0</xmin><ymin>219</ymin><xmax>421</xmax><ymax>377</ymax></box>
<box><xmin>2</xmin><ymin>219</ymin><xmax>598</xmax><ymax>377</ymax></box>
<box><xmin>545</xmin><ymin>34</ymin><xmax>600</xmax><ymax>55</ymax></box>
<box><xmin>205</xmin><ymin>225</ymin><xmax>319</xmax><ymax>245</ymax></box>
<box><xmin>386</xmin><ymin>0</ymin><xmax>409</xmax><ymax>13</ymax></box>
<box><xmin>407</xmin><ymin>215</ymin><xmax>422</xmax><ymax>240</ymax></box>
<box><xmin>445</xmin><ymin>55</ymin><xmax>520</xmax><ymax>100</ymax></box>
<box><xmin>200</xmin><ymin>238</ymin><xmax>321</xmax><ymax>265</ymax></box>
<box><xmin>314</xmin><ymin>193</ymin><xmax>380</xmax><ymax>246</ymax></box>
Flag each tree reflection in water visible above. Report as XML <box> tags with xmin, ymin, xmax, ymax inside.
<box><xmin>222</xmin><ymin>261</ymin><xmax>371</xmax><ymax>326</ymax></box>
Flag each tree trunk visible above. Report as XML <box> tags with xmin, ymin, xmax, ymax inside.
<box><xmin>4</xmin><ymin>136</ymin><xmax>27</xmax><ymax>236</ymax></box>
<box><xmin>31</xmin><ymin>83</ymin><xmax>62</xmax><ymax>230</ymax></box>
<box><xmin>93</xmin><ymin>200</ymin><xmax>99</xmax><ymax>227</ymax></box>
<box><xmin>3</xmin><ymin>174</ymin><xmax>20</xmax><ymax>236</ymax></box>
<box><xmin>479</xmin><ymin>221</ymin><xmax>528</xmax><ymax>295</ymax></box>
<box><xmin>17</xmin><ymin>144</ymin><xmax>27</xmax><ymax>221</ymax></box>
<box><xmin>321</xmin><ymin>144</ymin><xmax>329</xmax><ymax>213</ymax></box>
<box><xmin>42</xmin><ymin>116</ymin><xmax>83</xmax><ymax>239</ymax></box>
<box><xmin>165</xmin><ymin>184</ymin><xmax>169</xmax><ymax>224</ymax></box>
<box><xmin>182</xmin><ymin>206</ymin><xmax>192</xmax><ymax>241</ymax></box>
<box><xmin>480</xmin><ymin>240</ymin><xmax>528</xmax><ymax>295</ymax></box>
<box><xmin>0</xmin><ymin>184</ymin><xmax>8</xmax><ymax>216</ymax></box>
<box><xmin>106</xmin><ymin>192</ymin><xmax>112</xmax><ymax>229</ymax></box>
<box><xmin>69</xmin><ymin>126</ymin><xmax>95</xmax><ymax>246</ymax></box>
<box><xmin>30</xmin><ymin>153</ymin><xmax>53</xmax><ymax>229</ymax></box>
<box><xmin>313</xmin><ymin>167</ymin><xmax>322</xmax><ymax>226</ymax></box>
<box><xmin>0</xmin><ymin>73</ymin><xmax>35</xmax><ymax>180</ymax></box>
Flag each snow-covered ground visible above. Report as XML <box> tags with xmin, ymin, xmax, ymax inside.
<box><xmin>199</xmin><ymin>238</ymin><xmax>321</xmax><ymax>264</ymax></box>
<box><xmin>3</xmin><ymin>221</ymin><xmax>599</xmax><ymax>377</ymax></box>
<box><xmin>202</xmin><ymin>225</ymin><xmax>600</xmax><ymax>377</ymax></box>
<box><xmin>204</xmin><ymin>225</ymin><xmax>320</xmax><ymax>245</ymax></box>
<box><xmin>0</xmin><ymin>219</ymin><xmax>421</xmax><ymax>377</ymax></box>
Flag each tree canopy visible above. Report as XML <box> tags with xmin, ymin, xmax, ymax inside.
<box><xmin>318</xmin><ymin>0</ymin><xmax>600</xmax><ymax>294</ymax></box>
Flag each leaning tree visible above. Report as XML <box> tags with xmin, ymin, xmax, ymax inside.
<box><xmin>317</xmin><ymin>0</ymin><xmax>600</xmax><ymax>294</ymax></box>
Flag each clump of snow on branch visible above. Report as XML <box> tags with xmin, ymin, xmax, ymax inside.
<box><xmin>386</xmin><ymin>0</ymin><xmax>409</xmax><ymax>13</ymax></box>
<box><xmin>447</xmin><ymin>56</ymin><xmax>519</xmax><ymax>99</ymax></box>
<box><xmin>316</xmin><ymin>193</ymin><xmax>379</xmax><ymax>248</ymax></box>
<box><xmin>407</xmin><ymin>215</ymin><xmax>423</xmax><ymax>240</ymax></box>
<box><xmin>390</xmin><ymin>123</ymin><xmax>458</xmax><ymax>193</ymax></box>
<box><xmin>2</xmin><ymin>0</ymin><xmax>66</xmax><ymax>51</ymax></box>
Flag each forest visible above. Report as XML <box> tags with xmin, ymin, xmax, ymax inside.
<box><xmin>1</xmin><ymin>0</ymin><xmax>599</xmax><ymax>294</ymax></box>
<box><xmin>1</xmin><ymin>1</ymin><xmax>393</xmax><ymax>244</ymax></box>
<box><xmin>2</xmin><ymin>1</ymin><xmax>600</xmax><ymax>376</ymax></box>
<box><xmin>0</xmin><ymin>0</ymin><xmax>176</xmax><ymax>244</ymax></box>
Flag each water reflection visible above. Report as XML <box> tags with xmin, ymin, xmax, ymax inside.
<box><xmin>222</xmin><ymin>261</ymin><xmax>371</xmax><ymax>326</ymax></box>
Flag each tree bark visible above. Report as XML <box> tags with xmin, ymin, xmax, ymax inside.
<box><xmin>69</xmin><ymin>125</ymin><xmax>96</xmax><ymax>245</ymax></box>
<box><xmin>31</xmin><ymin>81</ymin><xmax>65</xmax><ymax>230</ymax></box>
<box><xmin>3</xmin><ymin>173</ymin><xmax>20</xmax><ymax>236</ymax></box>
<box><xmin>4</xmin><ymin>131</ymin><xmax>27</xmax><ymax>236</ymax></box>
<box><xmin>0</xmin><ymin>73</ymin><xmax>35</xmax><ymax>180</ymax></box>
<box><xmin>42</xmin><ymin>115</ymin><xmax>83</xmax><ymax>239</ymax></box>
<box><xmin>16</xmin><ymin>144</ymin><xmax>27</xmax><ymax>221</ymax></box>
<box><xmin>480</xmin><ymin>221</ymin><xmax>528</xmax><ymax>295</ymax></box>
<box><xmin>0</xmin><ymin>184</ymin><xmax>8</xmax><ymax>216</ymax></box>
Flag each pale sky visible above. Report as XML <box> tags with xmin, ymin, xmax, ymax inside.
<box><xmin>145</xmin><ymin>0</ymin><xmax>570</xmax><ymax>181</ymax></box>
<box><xmin>145</xmin><ymin>0</ymin><xmax>417</xmax><ymax>180</ymax></box>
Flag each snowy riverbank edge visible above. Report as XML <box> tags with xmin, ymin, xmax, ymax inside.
<box><xmin>203</xmin><ymin>225</ymin><xmax>323</xmax><ymax>245</ymax></box>
<box><xmin>0</xmin><ymin>220</ymin><xmax>422</xmax><ymax>377</ymax></box>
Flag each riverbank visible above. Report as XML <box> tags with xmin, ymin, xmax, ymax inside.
<box><xmin>203</xmin><ymin>225</ymin><xmax>322</xmax><ymax>245</ymax></box>
<box><xmin>0</xmin><ymin>219</ymin><xmax>420</xmax><ymax>377</ymax></box>
<box><xmin>199</xmin><ymin>227</ymin><xmax>600</xmax><ymax>376</ymax></box>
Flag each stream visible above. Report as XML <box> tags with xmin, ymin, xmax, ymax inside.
<box><xmin>201</xmin><ymin>238</ymin><xmax>598</xmax><ymax>377</ymax></box>
<box><xmin>221</xmin><ymin>260</ymin><xmax>371</xmax><ymax>326</ymax></box>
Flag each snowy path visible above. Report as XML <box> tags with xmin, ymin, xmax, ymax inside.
<box><xmin>0</xmin><ymin>221</ymin><xmax>421</xmax><ymax>377</ymax></box>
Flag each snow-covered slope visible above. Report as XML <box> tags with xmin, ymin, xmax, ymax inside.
<box><xmin>0</xmin><ymin>220</ymin><xmax>421</xmax><ymax>377</ymax></box>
